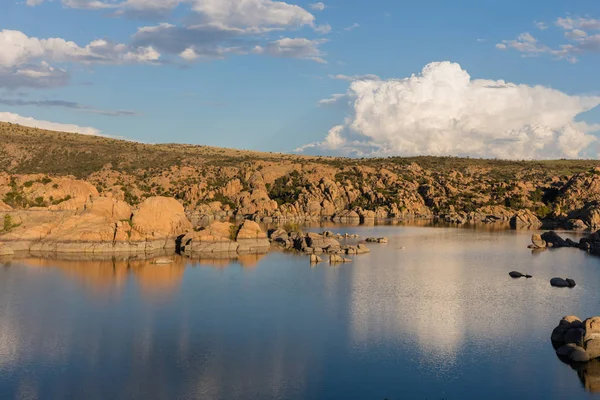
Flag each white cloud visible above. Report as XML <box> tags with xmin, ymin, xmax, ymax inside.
<box><xmin>329</xmin><ymin>73</ymin><xmax>380</xmax><ymax>81</ymax></box>
<box><xmin>189</xmin><ymin>0</ymin><xmax>315</xmax><ymax>31</ymax></box>
<box><xmin>315</xmin><ymin>24</ymin><xmax>332</xmax><ymax>34</ymax></box>
<box><xmin>343</xmin><ymin>23</ymin><xmax>360</xmax><ymax>31</ymax></box>
<box><xmin>0</xmin><ymin>29</ymin><xmax>160</xmax><ymax>68</ymax></box>
<box><xmin>295</xmin><ymin>125</ymin><xmax>345</xmax><ymax>152</ymax></box>
<box><xmin>0</xmin><ymin>29</ymin><xmax>160</xmax><ymax>88</ymax></box>
<box><xmin>535</xmin><ymin>21</ymin><xmax>548</xmax><ymax>30</ymax></box>
<box><xmin>556</xmin><ymin>17</ymin><xmax>600</xmax><ymax>31</ymax></box>
<box><xmin>297</xmin><ymin>61</ymin><xmax>600</xmax><ymax>159</ymax></box>
<box><xmin>0</xmin><ymin>112</ymin><xmax>101</xmax><ymax>135</ymax></box>
<box><xmin>309</xmin><ymin>2</ymin><xmax>325</xmax><ymax>11</ymax></box>
<box><xmin>24</xmin><ymin>1</ymin><xmax>328</xmax><ymax>67</ymax></box>
<box><xmin>253</xmin><ymin>38</ymin><xmax>327</xmax><ymax>63</ymax></box>
<box><xmin>318</xmin><ymin>93</ymin><xmax>345</xmax><ymax>105</ymax></box>
<box><xmin>0</xmin><ymin>61</ymin><xmax>70</xmax><ymax>89</ymax></box>
<box><xmin>499</xmin><ymin>15</ymin><xmax>600</xmax><ymax>62</ymax></box>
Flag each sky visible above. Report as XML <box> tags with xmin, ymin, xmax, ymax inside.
<box><xmin>1</xmin><ymin>0</ymin><xmax>600</xmax><ymax>159</ymax></box>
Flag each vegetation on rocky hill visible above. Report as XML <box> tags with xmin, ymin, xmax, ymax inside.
<box><xmin>2</xmin><ymin>121</ymin><xmax>600</xmax><ymax>230</ymax></box>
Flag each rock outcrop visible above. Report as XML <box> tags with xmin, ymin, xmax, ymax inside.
<box><xmin>0</xmin><ymin>196</ymin><xmax>193</xmax><ymax>253</ymax></box>
<box><xmin>178</xmin><ymin>220</ymin><xmax>270</xmax><ymax>256</ymax></box>
<box><xmin>510</xmin><ymin>209</ymin><xmax>542</xmax><ymax>229</ymax></box>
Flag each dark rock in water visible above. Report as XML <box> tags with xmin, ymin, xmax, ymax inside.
<box><xmin>542</xmin><ymin>231</ymin><xmax>571</xmax><ymax>248</ymax></box>
<box><xmin>551</xmin><ymin>277</ymin><xmax>570</xmax><ymax>288</ymax></box>
<box><xmin>509</xmin><ymin>271</ymin><xmax>532</xmax><ymax>279</ymax></box>
<box><xmin>566</xmin><ymin>278</ymin><xmax>577</xmax><ymax>288</ymax></box>
<box><xmin>565</xmin><ymin>328</ymin><xmax>586</xmax><ymax>347</ymax></box>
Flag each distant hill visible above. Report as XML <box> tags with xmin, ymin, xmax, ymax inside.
<box><xmin>1</xmin><ymin>121</ymin><xmax>600</xmax><ymax>231</ymax></box>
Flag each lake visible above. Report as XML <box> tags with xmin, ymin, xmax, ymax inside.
<box><xmin>0</xmin><ymin>225</ymin><xmax>599</xmax><ymax>399</ymax></box>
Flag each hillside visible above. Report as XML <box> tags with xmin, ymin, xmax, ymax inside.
<box><xmin>1</xmin><ymin>121</ymin><xmax>600</xmax><ymax>230</ymax></box>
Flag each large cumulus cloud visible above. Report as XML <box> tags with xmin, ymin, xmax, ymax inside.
<box><xmin>299</xmin><ymin>62</ymin><xmax>600</xmax><ymax>159</ymax></box>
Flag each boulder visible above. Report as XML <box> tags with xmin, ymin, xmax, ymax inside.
<box><xmin>236</xmin><ymin>220</ymin><xmax>267</xmax><ymax>240</ymax></box>
<box><xmin>269</xmin><ymin>228</ymin><xmax>288</xmax><ymax>241</ymax></box>
<box><xmin>586</xmin><ymin>340</ymin><xmax>600</xmax><ymax>360</ymax></box>
<box><xmin>510</xmin><ymin>209</ymin><xmax>542</xmax><ymax>229</ymax></box>
<box><xmin>310</xmin><ymin>254</ymin><xmax>323</xmax><ymax>263</ymax></box>
<box><xmin>566</xmin><ymin>278</ymin><xmax>577</xmax><ymax>288</ymax></box>
<box><xmin>509</xmin><ymin>271</ymin><xmax>532</xmax><ymax>279</ymax></box>
<box><xmin>84</xmin><ymin>197</ymin><xmax>132</xmax><ymax>221</ymax></box>
<box><xmin>132</xmin><ymin>197</ymin><xmax>192</xmax><ymax>238</ymax></box>
<box><xmin>586</xmin><ymin>317</ymin><xmax>600</xmax><ymax>336</ymax></box>
<box><xmin>305</xmin><ymin>233</ymin><xmax>340</xmax><ymax>253</ymax></box>
<box><xmin>565</xmin><ymin>328</ymin><xmax>586</xmax><ymax>347</ymax></box>
<box><xmin>531</xmin><ymin>234</ymin><xmax>546</xmax><ymax>249</ymax></box>
<box><xmin>557</xmin><ymin>343</ymin><xmax>579</xmax><ymax>357</ymax></box>
<box><xmin>572</xmin><ymin>347</ymin><xmax>591</xmax><ymax>363</ymax></box>
<box><xmin>541</xmin><ymin>231</ymin><xmax>571</xmax><ymax>248</ymax></box>
<box><xmin>551</xmin><ymin>278</ymin><xmax>570</xmax><ymax>288</ymax></box>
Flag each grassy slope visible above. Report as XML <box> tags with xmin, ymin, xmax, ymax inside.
<box><xmin>1</xmin><ymin>121</ymin><xmax>599</xmax><ymax>178</ymax></box>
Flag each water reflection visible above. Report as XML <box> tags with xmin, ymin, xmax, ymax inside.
<box><xmin>1</xmin><ymin>227</ymin><xmax>600</xmax><ymax>399</ymax></box>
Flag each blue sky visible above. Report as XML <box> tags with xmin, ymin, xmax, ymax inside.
<box><xmin>1</xmin><ymin>0</ymin><xmax>599</xmax><ymax>159</ymax></box>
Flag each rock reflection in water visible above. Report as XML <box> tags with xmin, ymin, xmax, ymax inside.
<box><xmin>11</xmin><ymin>251</ymin><xmax>269</xmax><ymax>297</ymax></box>
<box><xmin>577</xmin><ymin>360</ymin><xmax>600</xmax><ymax>393</ymax></box>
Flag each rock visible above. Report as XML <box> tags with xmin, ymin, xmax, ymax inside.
<box><xmin>552</xmin><ymin>326</ymin><xmax>569</xmax><ymax>343</ymax></box>
<box><xmin>132</xmin><ymin>197</ymin><xmax>192</xmax><ymax>238</ymax></box>
<box><xmin>531</xmin><ymin>234</ymin><xmax>546</xmax><ymax>249</ymax></box>
<box><xmin>586</xmin><ymin>340</ymin><xmax>600</xmax><ymax>360</ymax></box>
<box><xmin>541</xmin><ymin>231</ymin><xmax>572</xmax><ymax>248</ymax></box>
<box><xmin>569</xmin><ymin>219</ymin><xmax>588</xmax><ymax>231</ymax></box>
<box><xmin>586</xmin><ymin>317</ymin><xmax>600</xmax><ymax>336</ymax></box>
<box><xmin>0</xmin><ymin>200</ymin><xmax>12</xmax><ymax>211</ymax></box>
<box><xmin>565</xmin><ymin>328</ymin><xmax>586</xmax><ymax>347</ymax></box>
<box><xmin>366</xmin><ymin>237</ymin><xmax>389</xmax><ymax>244</ymax></box>
<box><xmin>356</xmin><ymin>244</ymin><xmax>370</xmax><ymax>254</ymax></box>
<box><xmin>566</xmin><ymin>278</ymin><xmax>577</xmax><ymax>288</ymax></box>
<box><xmin>84</xmin><ymin>197</ymin><xmax>132</xmax><ymax>221</ymax></box>
<box><xmin>306</xmin><ymin>232</ymin><xmax>340</xmax><ymax>253</ymax></box>
<box><xmin>510</xmin><ymin>209</ymin><xmax>542</xmax><ymax>229</ymax></box>
<box><xmin>509</xmin><ymin>271</ymin><xmax>524</xmax><ymax>278</ymax></box>
<box><xmin>572</xmin><ymin>347</ymin><xmax>591</xmax><ymax>363</ymax></box>
<box><xmin>551</xmin><ymin>277</ymin><xmax>570</xmax><ymax>288</ymax></box>
<box><xmin>0</xmin><ymin>243</ymin><xmax>14</xmax><ymax>256</ymax></box>
<box><xmin>152</xmin><ymin>258</ymin><xmax>174</xmax><ymax>265</ymax></box>
<box><xmin>557</xmin><ymin>343</ymin><xmax>579</xmax><ymax>357</ymax></box>
<box><xmin>310</xmin><ymin>254</ymin><xmax>323</xmax><ymax>263</ymax></box>
<box><xmin>329</xmin><ymin>254</ymin><xmax>344</xmax><ymax>263</ymax></box>
<box><xmin>329</xmin><ymin>254</ymin><xmax>350</xmax><ymax>263</ymax></box>
<box><xmin>269</xmin><ymin>228</ymin><xmax>288</xmax><ymax>241</ymax></box>
<box><xmin>236</xmin><ymin>220</ymin><xmax>267</xmax><ymax>240</ymax></box>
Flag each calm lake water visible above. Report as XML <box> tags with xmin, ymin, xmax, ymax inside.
<box><xmin>1</xmin><ymin>225</ymin><xmax>599</xmax><ymax>399</ymax></box>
